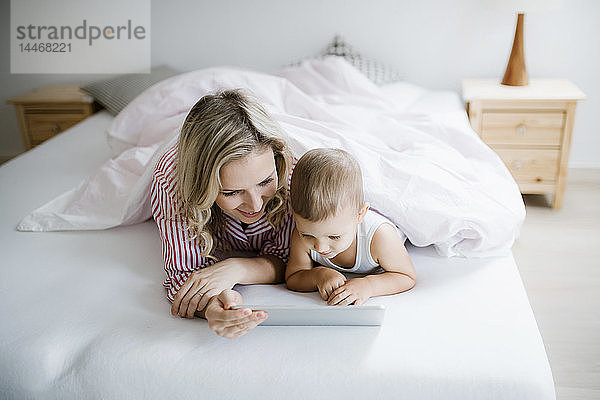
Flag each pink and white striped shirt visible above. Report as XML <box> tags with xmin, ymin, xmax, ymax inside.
<box><xmin>151</xmin><ymin>144</ymin><xmax>295</xmax><ymax>302</ymax></box>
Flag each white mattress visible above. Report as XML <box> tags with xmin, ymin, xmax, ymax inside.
<box><xmin>0</xmin><ymin>107</ymin><xmax>554</xmax><ymax>398</ymax></box>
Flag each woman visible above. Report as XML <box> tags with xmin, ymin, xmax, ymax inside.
<box><xmin>151</xmin><ymin>89</ymin><xmax>295</xmax><ymax>338</ymax></box>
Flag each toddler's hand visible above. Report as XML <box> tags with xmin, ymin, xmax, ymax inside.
<box><xmin>328</xmin><ymin>277</ymin><xmax>372</xmax><ymax>306</ymax></box>
<box><xmin>314</xmin><ymin>267</ymin><xmax>346</xmax><ymax>301</ymax></box>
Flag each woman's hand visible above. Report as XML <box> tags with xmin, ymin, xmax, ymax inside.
<box><xmin>314</xmin><ymin>267</ymin><xmax>346</xmax><ymax>301</ymax></box>
<box><xmin>172</xmin><ymin>259</ymin><xmax>242</xmax><ymax>318</ymax></box>
<box><xmin>327</xmin><ymin>277</ymin><xmax>372</xmax><ymax>306</ymax></box>
<box><xmin>205</xmin><ymin>289</ymin><xmax>268</xmax><ymax>339</ymax></box>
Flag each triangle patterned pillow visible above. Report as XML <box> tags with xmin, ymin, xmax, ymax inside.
<box><xmin>322</xmin><ymin>35</ymin><xmax>402</xmax><ymax>85</ymax></box>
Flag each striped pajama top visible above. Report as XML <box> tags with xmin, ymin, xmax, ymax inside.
<box><xmin>151</xmin><ymin>144</ymin><xmax>295</xmax><ymax>302</ymax></box>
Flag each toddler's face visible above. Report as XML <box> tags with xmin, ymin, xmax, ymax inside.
<box><xmin>294</xmin><ymin>206</ymin><xmax>363</xmax><ymax>259</ymax></box>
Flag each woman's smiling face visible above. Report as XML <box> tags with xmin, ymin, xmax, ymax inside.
<box><xmin>214</xmin><ymin>148</ymin><xmax>278</xmax><ymax>224</ymax></box>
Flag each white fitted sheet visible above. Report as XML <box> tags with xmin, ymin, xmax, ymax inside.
<box><xmin>0</xmin><ymin>108</ymin><xmax>554</xmax><ymax>399</ymax></box>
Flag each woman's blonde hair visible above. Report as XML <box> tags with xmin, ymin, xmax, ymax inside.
<box><xmin>177</xmin><ymin>89</ymin><xmax>292</xmax><ymax>257</ymax></box>
<box><xmin>290</xmin><ymin>148</ymin><xmax>364</xmax><ymax>222</ymax></box>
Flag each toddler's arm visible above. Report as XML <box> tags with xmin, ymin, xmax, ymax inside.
<box><xmin>365</xmin><ymin>223</ymin><xmax>416</xmax><ymax>294</ymax></box>
<box><xmin>285</xmin><ymin>228</ymin><xmax>346</xmax><ymax>299</ymax></box>
<box><xmin>328</xmin><ymin>223</ymin><xmax>416</xmax><ymax>305</ymax></box>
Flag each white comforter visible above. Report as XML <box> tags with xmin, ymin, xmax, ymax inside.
<box><xmin>17</xmin><ymin>57</ymin><xmax>525</xmax><ymax>257</ymax></box>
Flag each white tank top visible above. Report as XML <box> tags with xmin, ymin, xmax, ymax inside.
<box><xmin>309</xmin><ymin>209</ymin><xmax>402</xmax><ymax>274</ymax></box>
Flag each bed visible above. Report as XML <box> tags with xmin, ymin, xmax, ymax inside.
<box><xmin>0</xmin><ymin>57</ymin><xmax>555</xmax><ymax>399</ymax></box>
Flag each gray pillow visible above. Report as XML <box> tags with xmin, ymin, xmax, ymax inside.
<box><xmin>81</xmin><ymin>65</ymin><xmax>181</xmax><ymax>116</ymax></box>
<box><xmin>322</xmin><ymin>35</ymin><xmax>402</xmax><ymax>85</ymax></box>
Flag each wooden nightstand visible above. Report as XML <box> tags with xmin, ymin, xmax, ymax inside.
<box><xmin>462</xmin><ymin>79</ymin><xmax>586</xmax><ymax>209</ymax></box>
<box><xmin>7</xmin><ymin>85</ymin><xmax>96</xmax><ymax>150</ymax></box>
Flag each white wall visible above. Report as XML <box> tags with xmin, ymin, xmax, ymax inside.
<box><xmin>1</xmin><ymin>0</ymin><xmax>599</xmax><ymax>166</ymax></box>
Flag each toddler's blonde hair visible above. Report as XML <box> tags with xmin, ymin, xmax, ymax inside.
<box><xmin>290</xmin><ymin>148</ymin><xmax>364</xmax><ymax>222</ymax></box>
<box><xmin>177</xmin><ymin>89</ymin><xmax>292</xmax><ymax>257</ymax></box>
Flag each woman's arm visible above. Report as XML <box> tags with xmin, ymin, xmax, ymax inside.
<box><xmin>203</xmin><ymin>289</ymin><xmax>268</xmax><ymax>339</ymax></box>
<box><xmin>151</xmin><ymin>171</ymin><xmax>214</xmax><ymax>314</ymax></box>
<box><xmin>171</xmin><ymin>255</ymin><xmax>285</xmax><ymax>319</ymax></box>
<box><xmin>237</xmin><ymin>254</ymin><xmax>286</xmax><ymax>284</ymax></box>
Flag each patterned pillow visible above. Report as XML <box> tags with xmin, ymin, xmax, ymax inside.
<box><xmin>322</xmin><ymin>35</ymin><xmax>402</xmax><ymax>85</ymax></box>
<box><xmin>81</xmin><ymin>65</ymin><xmax>181</xmax><ymax>116</ymax></box>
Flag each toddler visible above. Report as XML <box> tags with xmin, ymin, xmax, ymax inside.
<box><xmin>286</xmin><ymin>148</ymin><xmax>416</xmax><ymax>305</ymax></box>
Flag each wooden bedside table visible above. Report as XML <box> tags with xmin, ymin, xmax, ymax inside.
<box><xmin>462</xmin><ymin>79</ymin><xmax>586</xmax><ymax>209</ymax></box>
<box><xmin>7</xmin><ymin>85</ymin><xmax>96</xmax><ymax>150</ymax></box>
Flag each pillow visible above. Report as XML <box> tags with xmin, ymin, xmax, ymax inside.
<box><xmin>321</xmin><ymin>35</ymin><xmax>402</xmax><ymax>85</ymax></box>
<box><xmin>81</xmin><ymin>65</ymin><xmax>181</xmax><ymax>116</ymax></box>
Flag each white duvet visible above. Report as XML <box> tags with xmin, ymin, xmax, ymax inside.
<box><xmin>17</xmin><ymin>57</ymin><xmax>525</xmax><ymax>257</ymax></box>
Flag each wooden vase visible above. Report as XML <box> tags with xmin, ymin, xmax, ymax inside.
<box><xmin>502</xmin><ymin>13</ymin><xmax>528</xmax><ymax>86</ymax></box>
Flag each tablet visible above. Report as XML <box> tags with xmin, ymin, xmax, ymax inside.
<box><xmin>232</xmin><ymin>304</ymin><xmax>385</xmax><ymax>326</ymax></box>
